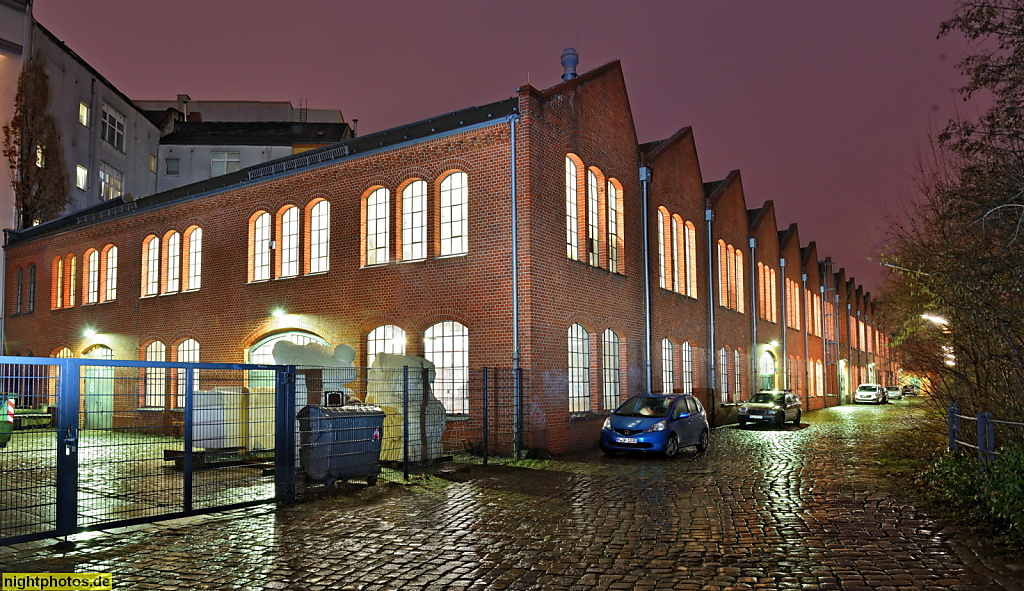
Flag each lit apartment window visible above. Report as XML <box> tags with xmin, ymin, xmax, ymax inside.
<box><xmin>165</xmin><ymin>158</ymin><xmax>180</xmax><ymax>176</ymax></box>
<box><xmin>602</xmin><ymin>329</ymin><xmax>621</xmax><ymax>411</ymax></box>
<box><xmin>185</xmin><ymin>228</ymin><xmax>202</xmax><ymax>290</ymax></box>
<box><xmin>662</xmin><ymin>338</ymin><xmax>674</xmax><ymax>393</ymax></box>
<box><xmin>568</xmin><ymin>323</ymin><xmax>590</xmax><ymax>413</ymax></box>
<box><xmin>279</xmin><ymin>206</ymin><xmax>299</xmax><ymax>277</ymax></box>
<box><xmin>565</xmin><ymin>157</ymin><xmax>579</xmax><ymax>260</ymax></box>
<box><xmin>211</xmin><ymin>151</ymin><xmax>240</xmax><ymax>177</ymax></box>
<box><xmin>308</xmin><ymin>200</ymin><xmax>329</xmax><ymax>273</ymax></box>
<box><xmin>144</xmin><ymin>341</ymin><xmax>167</xmax><ymax>407</ymax></box>
<box><xmin>98</xmin><ymin>162</ymin><xmax>123</xmax><ymax>200</ymax></box>
<box><xmin>734</xmin><ymin>350</ymin><xmax>742</xmax><ymax>402</ymax></box>
<box><xmin>680</xmin><ymin>341</ymin><xmax>694</xmax><ymax>394</ymax></box>
<box><xmin>165</xmin><ymin>232</ymin><xmax>181</xmax><ymax>293</ymax></box>
<box><xmin>607</xmin><ymin>181</ymin><xmax>620</xmax><ymax>273</ymax></box>
<box><xmin>149</xmin><ymin>154</ymin><xmax>157</xmax><ymax>173</ymax></box>
<box><xmin>402</xmin><ymin>180</ymin><xmax>427</xmax><ymax>261</ymax></box>
<box><xmin>251</xmin><ymin>212</ymin><xmax>271</xmax><ymax>281</ymax></box>
<box><xmin>79</xmin><ymin>102</ymin><xmax>90</xmax><ymax>127</ymax></box>
<box><xmin>76</xmin><ymin>165</ymin><xmax>88</xmax><ymax>190</ymax></box>
<box><xmin>104</xmin><ymin>246</ymin><xmax>118</xmax><ymax>301</ymax></box>
<box><xmin>52</xmin><ymin>257</ymin><xmax>63</xmax><ymax>309</ymax></box>
<box><xmin>423</xmin><ymin>321</ymin><xmax>469</xmax><ymax>414</ymax></box>
<box><xmin>86</xmin><ymin>250</ymin><xmax>99</xmax><ymax>304</ymax></box>
<box><xmin>586</xmin><ymin>169</ymin><xmax>600</xmax><ymax>266</ymax></box>
<box><xmin>366</xmin><ymin>325</ymin><xmax>405</xmax><ymax>368</ymax></box>
<box><xmin>101</xmin><ymin>103</ymin><xmax>125</xmax><ymax>151</ymax></box>
<box><xmin>142</xmin><ymin>236</ymin><xmax>160</xmax><ymax>296</ymax></box>
<box><xmin>365</xmin><ymin>188</ymin><xmax>389</xmax><ymax>265</ymax></box>
<box><xmin>440</xmin><ymin>171</ymin><xmax>468</xmax><ymax>256</ymax></box>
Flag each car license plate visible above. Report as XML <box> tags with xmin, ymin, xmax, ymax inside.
<box><xmin>615</xmin><ymin>437</ymin><xmax>638</xmax><ymax>444</ymax></box>
<box><xmin>749</xmin><ymin>415</ymin><xmax>763</xmax><ymax>419</ymax></box>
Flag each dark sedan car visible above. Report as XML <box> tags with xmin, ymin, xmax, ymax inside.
<box><xmin>600</xmin><ymin>394</ymin><xmax>709</xmax><ymax>458</ymax></box>
<box><xmin>738</xmin><ymin>390</ymin><xmax>802</xmax><ymax>428</ymax></box>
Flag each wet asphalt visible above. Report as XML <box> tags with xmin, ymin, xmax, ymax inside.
<box><xmin>1</xmin><ymin>398</ymin><xmax>1023</xmax><ymax>590</ymax></box>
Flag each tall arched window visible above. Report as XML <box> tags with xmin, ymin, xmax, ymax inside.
<box><xmin>568</xmin><ymin>323</ymin><xmax>590</xmax><ymax>412</ymax></box>
<box><xmin>680</xmin><ymin>341</ymin><xmax>694</xmax><ymax>394</ymax></box>
<box><xmin>565</xmin><ymin>157</ymin><xmax>579</xmax><ymax>260</ymax></box>
<box><xmin>144</xmin><ymin>341</ymin><xmax>167</xmax><ymax>407</ymax></box>
<box><xmin>423</xmin><ymin>321</ymin><xmax>468</xmax><ymax>414</ymax></box>
<box><xmin>759</xmin><ymin>350</ymin><xmax>777</xmax><ymax>391</ymax></box>
<box><xmin>366</xmin><ymin>187</ymin><xmax>390</xmax><ymax>265</ymax></box>
<box><xmin>103</xmin><ymin>245</ymin><xmax>118</xmax><ymax>301</ymax></box>
<box><xmin>662</xmin><ymin>338</ymin><xmax>675</xmax><ymax>393</ymax></box>
<box><xmin>607</xmin><ymin>180</ymin><xmax>620</xmax><ymax>273</ymax></box>
<box><xmin>602</xmin><ymin>329</ymin><xmax>621</xmax><ymax>410</ymax></box>
<box><xmin>14</xmin><ymin>268</ymin><xmax>22</xmax><ymax>314</ymax></box>
<box><xmin>249</xmin><ymin>331</ymin><xmax>329</xmax><ymax>391</ymax></box>
<box><xmin>52</xmin><ymin>257</ymin><xmax>64</xmax><ymax>309</ymax></box>
<box><xmin>165</xmin><ymin>231</ymin><xmax>181</xmax><ymax>293</ymax></box>
<box><xmin>402</xmin><ymin>180</ymin><xmax>427</xmax><ymax>260</ymax></box>
<box><xmin>86</xmin><ymin>249</ymin><xmax>100</xmax><ymax>303</ymax></box>
<box><xmin>734</xmin><ymin>350</ymin><xmax>742</xmax><ymax>402</ymax></box>
<box><xmin>719</xmin><ymin>347</ymin><xmax>730</xmax><ymax>403</ymax></box>
<box><xmin>366</xmin><ymin>325</ymin><xmax>406</xmax><ymax>368</ymax></box>
<box><xmin>68</xmin><ymin>255</ymin><xmax>77</xmax><ymax>306</ymax></box>
<box><xmin>734</xmin><ymin>249</ymin><xmax>744</xmax><ymax>313</ymax></box>
<box><xmin>586</xmin><ymin>169</ymin><xmax>600</xmax><ymax>266</ymax></box>
<box><xmin>142</xmin><ymin>236</ymin><xmax>159</xmax><ymax>295</ymax></box>
<box><xmin>440</xmin><ymin>171</ymin><xmax>468</xmax><ymax>256</ymax></box>
<box><xmin>279</xmin><ymin>206</ymin><xmax>299</xmax><ymax>278</ymax></box>
<box><xmin>27</xmin><ymin>265</ymin><xmax>35</xmax><ymax>312</ymax></box>
<box><xmin>658</xmin><ymin>209</ymin><xmax>668</xmax><ymax>289</ymax></box>
<box><xmin>251</xmin><ymin>212</ymin><xmax>271</xmax><ymax>281</ymax></box>
<box><xmin>671</xmin><ymin>215</ymin><xmax>680</xmax><ymax>292</ymax></box>
<box><xmin>185</xmin><ymin>228</ymin><xmax>202</xmax><ymax>290</ymax></box>
<box><xmin>176</xmin><ymin>338</ymin><xmax>200</xmax><ymax>406</ymax></box>
<box><xmin>308</xmin><ymin>200</ymin><xmax>330</xmax><ymax>273</ymax></box>
<box><xmin>684</xmin><ymin>221</ymin><xmax>697</xmax><ymax>297</ymax></box>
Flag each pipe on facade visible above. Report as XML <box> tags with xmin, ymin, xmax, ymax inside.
<box><xmin>847</xmin><ymin>303</ymin><xmax>854</xmax><ymax>399</ymax></box>
<box><xmin>508</xmin><ymin>113</ymin><xmax>522</xmax><ymax>456</ymax></box>
<box><xmin>802</xmin><ymin>273</ymin><xmax>810</xmax><ymax>411</ymax></box>
<box><xmin>749</xmin><ymin>238</ymin><xmax>757</xmax><ymax>399</ymax></box>
<box><xmin>705</xmin><ymin>207</ymin><xmax>716</xmax><ymax>426</ymax></box>
<box><xmin>640</xmin><ymin>166</ymin><xmax>652</xmax><ymax>393</ymax></box>
<box><xmin>780</xmin><ymin>258</ymin><xmax>787</xmax><ymax>389</ymax></box>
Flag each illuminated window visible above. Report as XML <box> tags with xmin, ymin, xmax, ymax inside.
<box><xmin>98</xmin><ymin>162</ymin><xmax>123</xmax><ymax>200</ymax></box>
<box><xmin>165</xmin><ymin>232</ymin><xmax>181</xmax><ymax>293</ymax></box>
<box><xmin>280</xmin><ymin>206</ymin><xmax>299</xmax><ymax>278</ymax></box>
<box><xmin>86</xmin><ymin>250</ymin><xmax>99</xmax><ymax>303</ymax></box>
<box><xmin>440</xmin><ymin>171</ymin><xmax>468</xmax><ymax>256</ymax></box>
<box><xmin>568</xmin><ymin>323</ymin><xmax>590</xmax><ymax>412</ymax></box>
<box><xmin>671</xmin><ymin>216</ymin><xmax>680</xmax><ymax>291</ymax></box>
<box><xmin>607</xmin><ymin>180</ymin><xmax>620</xmax><ymax>273</ymax></box>
<box><xmin>366</xmin><ymin>325</ymin><xmax>405</xmax><ymax>368</ymax></box>
<box><xmin>52</xmin><ymin>257</ymin><xmax>64</xmax><ymax>309</ymax></box>
<box><xmin>365</xmin><ymin>188</ymin><xmax>390</xmax><ymax>265</ymax></box>
<box><xmin>586</xmin><ymin>169</ymin><xmax>599</xmax><ymax>266</ymax></box>
<box><xmin>734</xmin><ymin>350</ymin><xmax>742</xmax><ymax>402</ymax></box>
<box><xmin>76</xmin><ymin>165</ymin><xmax>88</xmax><ymax>190</ymax></box>
<box><xmin>680</xmin><ymin>342</ymin><xmax>694</xmax><ymax>394</ymax></box>
<box><xmin>720</xmin><ymin>348</ymin><xmax>730</xmax><ymax>403</ymax></box>
<box><xmin>14</xmin><ymin>268</ymin><xmax>21</xmax><ymax>314</ymax></box>
<box><xmin>423</xmin><ymin>321</ymin><xmax>468</xmax><ymax>414</ymax></box>
<box><xmin>308</xmin><ymin>200</ymin><xmax>329</xmax><ymax>273</ymax></box>
<box><xmin>684</xmin><ymin>221</ymin><xmax>697</xmax><ymax>297</ymax></box>
<box><xmin>185</xmin><ymin>228</ymin><xmax>202</xmax><ymax>290</ymax></box>
<box><xmin>68</xmin><ymin>255</ymin><xmax>77</xmax><ymax>306</ymax></box>
<box><xmin>78</xmin><ymin>102</ymin><xmax>90</xmax><ymax>127</ymax></box>
<box><xmin>602</xmin><ymin>329</ymin><xmax>621</xmax><ymax>410</ymax></box>
<box><xmin>658</xmin><ymin>208</ymin><xmax>668</xmax><ymax>289</ymax></box>
<box><xmin>27</xmin><ymin>265</ymin><xmax>35</xmax><ymax>313</ymax></box>
<box><xmin>565</xmin><ymin>157</ymin><xmax>579</xmax><ymax>260</ymax></box>
<box><xmin>104</xmin><ymin>246</ymin><xmax>118</xmax><ymax>301</ymax></box>
<box><xmin>662</xmin><ymin>338</ymin><xmax>674</xmax><ymax>393</ymax></box>
<box><xmin>176</xmin><ymin>339</ymin><xmax>200</xmax><ymax>406</ymax></box>
<box><xmin>251</xmin><ymin>212</ymin><xmax>271</xmax><ymax>281</ymax></box>
<box><xmin>142</xmin><ymin>236</ymin><xmax>159</xmax><ymax>296</ymax></box>
<box><xmin>144</xmin><ymin>341</ymin><xmax>167</xmax><ymax>407</ymax></box>
<box><xmin>402</xmin><ymin>180</ymin><xmax>427</xmax><ymax>260</ymax></box>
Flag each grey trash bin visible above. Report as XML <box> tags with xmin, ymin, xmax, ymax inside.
<box><xmin>298</xmin><ymin>404</ymin><xmax>384</xmax><ymax>486</ymax></box>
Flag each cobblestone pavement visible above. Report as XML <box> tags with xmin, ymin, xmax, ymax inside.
<box><xmin>2</xmin><ymin>399</ymin><xmax>1023</xmax><ymax>590</ymax></box>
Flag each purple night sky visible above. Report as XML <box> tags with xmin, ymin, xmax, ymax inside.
<box><xmin>33</xmin><ymin>0</ymin><xmax>974</xmax><ymax>294</ymax></box>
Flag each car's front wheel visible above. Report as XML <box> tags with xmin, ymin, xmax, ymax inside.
<box><xmin>776</xmin><ymin>413</ymin><xmax>786</xmax><ymax>429</ymax></box>
<box><xmin>793</xmin><ymin>409</ymin><xmax>801</xmax><ymax>426</ymax></box>
<box><xmin>696</xmin><ymin>429</ymin><xmax>709</xmax><ymax>452</ymax></box>
<box><xmin>663</xmin><ymin>434</ymin><xmax>679</xmax><ymax>459</ymax></box>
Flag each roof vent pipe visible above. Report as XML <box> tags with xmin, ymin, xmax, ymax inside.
<box><xmin>561</xmin><ymin>48</ymin><xmax>579</xmax><ymax>81</ymax></box>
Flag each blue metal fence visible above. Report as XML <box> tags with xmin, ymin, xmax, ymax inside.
<box><xmin>947</xmin><ymin>402</ymin><xmax>1024</xmax><ymax>464</ymax></box>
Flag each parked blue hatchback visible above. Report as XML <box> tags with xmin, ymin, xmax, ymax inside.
<box><xmin>600</xmin><ymin>394</ymin><xmax>710</xmax><ymax>458</ymax></box>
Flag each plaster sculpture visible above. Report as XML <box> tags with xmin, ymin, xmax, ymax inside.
<box><xmin>365</xmin><ymin>353</ymin><xmax>446</xmax><ymax>462</ymax></box>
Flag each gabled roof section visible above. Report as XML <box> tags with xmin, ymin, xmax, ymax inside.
<box><xmin>747</xmin><ymin>200</ymin><xmax>775</xmax><ymax>232</ymax></box>
<box><xmin>779</xmin><ymin>223</ymin><xmax>799</xmax><ymax>250</ymax></box>
<box><xmin>644</xmin><ymin>127</ymin><xmax>693</xmax><ymax>161</ymax></box>
<box><xmin>6</xmin><ymin>96</ymin><xmax>518</xmax><ymax>245</ymax></box>
<box><xmin>704</xmin><ymin>170</ymin><xmax>741</xmax><ymax>206</ymax></box>
<box><xmin>801</xmin><ymin>241</ymin><xmax>819</xmax><ymax>269</ymax></box>
<box><xmin>160</xmin><ymin>121</ymin><xmax>352</xmax><ymax>146</ymax></box>
<box><xmin>525</xmin><ymin>59</ymin><xmax>625</xmax><ymax>99</ymax></box>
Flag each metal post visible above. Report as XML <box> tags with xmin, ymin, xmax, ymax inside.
<box><xmin>978</xmin><ymin>411</ymin><xmax>995</xmax><ymax>464</ymax></box>
<box><xmin>183</xmin><ymin>363</ymin><xmax>195</xmax><ymax>512</ymax></box>
<box><xmin>274</xmin><ymin>365</ymin><xmax>296</xmax><ymax>503</ymax></box>
<box><xmin>514</xmin><ymin>367</ymin><xmax>523</xmax><ymax>458</ymax></box>
<box><xmin>55</xmin><ymin>359</ymin><xmax>80</xmax><ymax>537</ymax></box>
<box><xmin>482</xmin><ymin>367</ymin><xmax>490</xmax><ymax>466</ymax></box>
<box><xmin>402</xmin><ymin>366</ymin><xmax>410</xmax><ymax>481</ymax></box>
<box><xmin>948</xmin><ymin>402</ymin><xmax>960</xmax><ymax>453</ymax></box>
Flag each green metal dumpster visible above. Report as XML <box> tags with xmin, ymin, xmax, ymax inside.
<box><xmin>298</xmin><ymin>404</ymin><xmax>384</xmax><ymax>486</ymax></box>
<box><xmin>1</xmin><ymin>393</ymin><xmax>14</xmax><ymax>448</ymax></box>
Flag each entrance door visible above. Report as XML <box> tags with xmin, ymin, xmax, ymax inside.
<box><xmin>758</xmin><ymin>351</ymin><xmax>777</xmax><ymax>391</ymax></box>
<box><xmin>83</xmin><ymin>346</ymin><xmax>114</xmax><ymax>430</ymax></box>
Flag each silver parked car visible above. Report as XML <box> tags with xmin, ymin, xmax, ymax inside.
<box><xmin>854</xmin><ymin>383</ymin><xmax>888</xmax><ymax>405</ymax></box>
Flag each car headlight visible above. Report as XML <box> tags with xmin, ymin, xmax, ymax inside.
<box><xmin>739</xmin><ymin>406</ymin><xmax>748</xmax><ymax>413</ymax></box>
<box><xmin>602</xmin><ymin>417</ymin><xmax>612</xmax><ymax>430</ymax></box>
<box><xmin>645</xmin><ymin>420</ymin><xmax>667</xmax><ymax>433</ymax></box>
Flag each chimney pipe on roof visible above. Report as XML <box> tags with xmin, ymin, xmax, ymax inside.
<box><xmin>561</xmin><ymin>48</ymin><xmax>578</xmax><ymax>81</ymax></box>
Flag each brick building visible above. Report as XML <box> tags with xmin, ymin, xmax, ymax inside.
<box><xmin>2</xmin><ymin>55</ymin><xmax>893</xmax><ymax>453</ymax></box>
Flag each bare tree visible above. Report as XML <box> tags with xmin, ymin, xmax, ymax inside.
<box><xmin>2</xmin><ymin>56</ymin><xmax>70</xmax><ymax>229</ymax></box>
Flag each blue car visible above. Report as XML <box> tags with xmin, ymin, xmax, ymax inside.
<box><xmin>600</xmin><ymin>394</ymin><xmax>710</xmax><ymax>458</ymax></box>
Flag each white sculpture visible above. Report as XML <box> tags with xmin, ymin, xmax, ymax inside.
<box><xmin>272</xmin><ymin>341</ymin><xmax>359</xmax><ymax>404</ymax></box>
<box><xmin>365</xmin><ymin>353</ymin><xmax>446</xmax><ymax>462</ymax></box>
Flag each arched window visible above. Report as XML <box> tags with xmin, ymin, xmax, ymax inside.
<box><xmin>53</xmin><ymin>347</ymin><xmax>73</xmax><ymax>358</ymax></box>
<box><xmin>759</xmin><ymin>350</ymin><xmax>777</xmax><ymax>391</ymax></box>
<box><xmin>103</xmin><ymin>245</ymin><xmax>118</xmax><ymax>301</ymax></box>
<box><xmin>366</xmin><ymin>187</ymin><xmax>390</xmax><ymax>265</ymax></box>
<box><xmin>165</xmin><ymin>231</ymin><xmax>181</xmax><ymax>293</ymax></box>
<box><xmin>144</xmin><ymin>341</ymin><xmax>167</xmax><ymax>407</ymax></box>
<box><xmin>402</xmin><ymin>180</ymin><xmax>427</xmax><ymax>260</ymax></box>
<box><xmin>366</xmin><ymin>325</ymin><xmax>406</xmax><ymax>368</ymax></box>
<box><xmin>85</xmin><ymin>250</ymin><xmax>99</xmax><ymax>303</ymax></box>
<box><xmin>565</xmin><ymin>157</ymin><xmax>579</xmax><ymax>260</ymax></box>
<box><xmin>586</xmin><ymin>169</ymin><xmax>600</xmax><ymax>266</ymax></box>
<box><xmin>185</xmin><ymin>228</ymin><xmax>202</xmax><ymax>290</ymax></box>
<box><xmin>14</xmin><ymin>268</ymin><xmax>22</xmax><ymax>314</ymax></box>
<box><xmin>680</xmin><ymin>341</ymin><xmax>694</xmax><ymax>394</ymax></box>
<box><xmin>658</xmin><ymin>208</ymin><xmax>669</xmax><ymax>289</ymax></box>
<box><xmin>423</xmin><ymin>321</ymin><xmax>468</xmax><ymax>414</ymax></box>
<box><xmin>607</xmin><ymin>180</ymin><xmax>621</xmax><ymax>273</ymax></box>
<box><xmin>52</xmin><ymin>257</ymin><xmax>64</xmax><ymax>309</ymax></box>
<box><xmin>662</xmin><ymin>338</ymin><xmax>675</xmax><ymax>393</ymax></box>
<box><xmin>249</xmin><ymin>331</ymin><xmax>329</xmax><ymax>391</ymax></box>
<box><xmin>602</xmin><ymin>329</ymin><xmax>621</xmax><ymax>410</ymax></box>
<box><xmin>719</xmin><ymin>347</ymin><xmax>729</xmax><ymax>403</ymax></box>
<box><xmin>279</xmin><ymin>206</ymin><xmax>300</xmax><ymax>278</ymax></box>
<box><xmin>308</xmin><ymin>200</ymin><xmax>330</xmax><ymax>273</ymax></box>
<box><xmin>176</xmin><ymin>338</ymin><xmax>200</xmax><ymax>406</ymax></box>
<box><xmin>734</xmin><ymin>249</ymin><xmax>744</xmax><ymax>313</ymax></box>
<box><xmin>440</xmin><ymin>171</ymin><xmax>468</xmax><ymax>256</ymax></box>
<box><xmin>27</xmin><ymin>265</ymin><xmax>35</xmax><ymax>313</ymax></box>
<box><xmin>568</xmin><ymin>323</ymin><xmax>590</xmax><ymax>412</ymax></box>
<box><xmin>68</xmin><ymin>255</ymin><xmax>77</xmax><ymax>306</ymax></box>
<box><xmin>734</xmin><ymin>350</ymin><xmax>742</xmax><ymax>402</ymax></box>
<box><xmin>684</xmin><ymin>221</ymin><xmax>697</xmax><ymax>297</ymax></box>
<box><xmin>671</xmin><ymin>215</ymin><xmax>680</xmax><ymax>292</ymax></box>
<box><xmin>251</xmin><ymin>212</ymin><xmax>271</xmax><ymax>281</ymax></box>
<box><xmin>142</xmin><ymin>236</ymin><xmax>159</xmax><ymax>295</ymax></box>
<box><xmin>816</xmin><ymin>360</ymin><xmax>825</xmax><ymax>396</ymax></box>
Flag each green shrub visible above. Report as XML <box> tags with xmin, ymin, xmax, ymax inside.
<box><xmin>925</xmin><ymin>444</ymin><xmax>1024</xmax><ymax>541</ymax></box>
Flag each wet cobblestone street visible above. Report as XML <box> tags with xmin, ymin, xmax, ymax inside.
<box><xmin>2</xmin><ymin>399</ymin><xmax>1023</xmax><ymax>590</ymax></box>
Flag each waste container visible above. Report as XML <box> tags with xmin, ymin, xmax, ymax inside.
<box><xmin>298</xmin><ymin>404</ymin><xmax>384</xmax><ymax>486</ymax></box>
<box><xmin>1</xmin><ymin>393</ymin><xmax>14</xmax><ymax>448</ymax></box>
